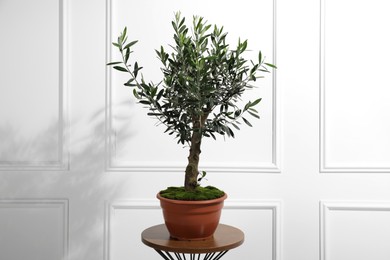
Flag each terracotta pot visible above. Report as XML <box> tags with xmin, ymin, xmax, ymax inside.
<box><xmin>157</xmin><ymin>193</ymin><xmax>227</xmax><ymax>241</ymax></box>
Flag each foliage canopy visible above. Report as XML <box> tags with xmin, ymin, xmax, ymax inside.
<box><xmin>108</xmin><ymin>12</ymin><xmax>276</xmax><ymax>193</ymax></box>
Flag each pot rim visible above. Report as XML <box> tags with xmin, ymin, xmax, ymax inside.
<box><xmin>157</xmin><ymin>192</ymin><xmax>227</xmax><ymax>205</ymax></box>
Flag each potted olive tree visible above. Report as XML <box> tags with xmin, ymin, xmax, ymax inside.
<box><xmin>108</xmin><ymin>12</ymin><xmax>275</xmax><ymax>240</ymax></box>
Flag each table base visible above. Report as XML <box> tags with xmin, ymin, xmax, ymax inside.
<box><xmin>155</xmin><ymin>250</ymin><xmax>229</xmax><ymax>260</ymax></box>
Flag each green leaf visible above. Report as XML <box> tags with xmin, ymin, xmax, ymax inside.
<box><xmin>133</xmin><ymin>62</ymin><xmax>142</xmax><ymax>78</ymax></box>
<box><xmin>106</xmin><ymin>61</ymin><xmax>122</xmax><ymax>66</ymax></box>
<box><xmin>258</xmin><ymin>51</ymin><xmax>263</xmax><ymax>63</ymax></box>
<box><xmin>151</xmin><ymin>86</ymin><xmax>157</xmax><ymax>97</ymax></box>
<box><xmin>241</xmin><ymin>40</ymin><xmax>247</xmax><ymax>52</ymax></box>
<box><xmin>124</xmin><ymin>48</ymin><xmax>130</xmax><ymax>63</ymax></box>
<box><xmin>124</xmin><ymin>78</ymin><xmax>136</xmax><ymax>87</ymax></box>
<box><xmin>179</xmin><ymin>17</ymin><xmax>186</xmax><ymax>28</ymax></box>
<box><xmin>250</xmin><ymin>98</ymin><xmax>262</xmax><ymax>107</ymax></box>
<box><xmin>231</xmin><ymin>122</ymin><xmax>240</xmax><ymax>130</ymax></box>
<box><xmin>248</xmin><ymin>111</ymin><xmax>260</xmax><ymax>119</ymax></box>
<box><xmin>197</xmin><ymin>170</ymin><xmax>207</xmax><ymax>182</ymax></box>
<box><xmin>112</xmin><ymin>42</ymin><xmax>121</xmax><ymax>49</ymax></box>
<box><xmin>139</xmin><ymin>100</ymin><xmax>151</xmax><ymax>105</ymax></box>
<box><xmin>264</xmin><ymin>63</ymin><xmax>277</xmax><ymax>69</ymax></box>
<box><xmin>250</xmin><ymin>64</ymin><xmax>259</xmax><ymax>75</ymax></box>
<box><xmin>171</xmin><ymin>21</ymin><xmax>177</xmax><ymax>31</ymax></box>
<box><xmin>147</xmin><ymin>112</ymin><xmax>162</xmax><ymax>116</ymax></box>
<box><xmin>227</xmin><ymin>126</ymin><xmax>235</xmax><ymax>138</ymax></box>
<box><xmin>156</xmin><ymin>89</ymin><xmax>164</xmax><ymax>101</ymax></box>
<box><xmin>244</xmin><ymin>102</ymin><xmax>251</xmax><ymax>111</ymax></box>
<box><xmin>242</xmin><ymin>117</ymin><xmax>252</xmax><ymax>127</ymax></box>
<box><xmin>133</xmin><ymin>89</ymin><xmax>140</xmax><ymax>99</ymax></box>
<box><xmin>234</xmin><ymin>109</ymin><xmax>242</xmax><ymax>118</ymax></box>
<box><xmin>124</xmin><ymin>40</ymin><xmax>138</xmax><ymax>50</ymax></box>
<box><xmin>113</xmin><ymin>66</ymin><xmax>128</xmax><ymax>72</ymax></box>
<box><xmin>119</xmin><ymin>27</ymin><xmax>127</xmax><ymax>44</ymax></box>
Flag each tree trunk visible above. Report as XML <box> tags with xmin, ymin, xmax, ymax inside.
<box><xmin>184</xmin><ymin>113</ymin><xmax>209</xmax><ymax>191</ymax></box>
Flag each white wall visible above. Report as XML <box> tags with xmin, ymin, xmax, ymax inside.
<box><xmin>0</xmin><ymin>0</ymin><xmax>389</xmax><ymax>260</ymax></box>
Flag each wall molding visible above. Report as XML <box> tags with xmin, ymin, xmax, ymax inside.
<box><xmin>0</xmin><ymin>199</ymin><xmax>69</xmax><ymax>260</ymax></box>
<box><xmin>105</xmin><ymin>0</ymin><xmax>280</xmax><ymax>173</ymax></box>
<box><xmin>320</xmin><ymin>201</ymin><xmax>390</xmax><ymax>260</ymax></box>
<box><xmin>224</xmin><ymin>200</ymin><xmax>282</xmax><ymax>260</ymax></box>
<box><xmin>104</xmin><ymin>199</ymin><xmax>282</xmax><ymax>260</ymax></box>
<box><xmin>319</xmin><ymin>0</ymin><xmax>390</xmax><ymax>173</ymax></box>
<box><xmin>0</xmin><ymin>0</ymin><xmax>69</xmax><ymax>171</ymax></box>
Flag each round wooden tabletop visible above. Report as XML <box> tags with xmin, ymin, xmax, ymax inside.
<box><xmin>141</xmin><ymin>224</ymin><xmax>244</xmax><ymax>254</ymax></box>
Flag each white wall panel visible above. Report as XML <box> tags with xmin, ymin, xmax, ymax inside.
<box><xmin>320</xmin><ymin>201</ymin><xmax>390</xmax><ymax>260</ymax></box>
<box><xmin>221</xmin><ymin>201</ymin><xmax>281</xmax><ymax>260</ymax></box>
<box><xmin>105</xmin><ymin>200</ymin><xmax>166</xmax><ymax>260</ymax></box>
<box><xmin>106</xmin><ymin>0</ymin><xmax>279</xmax><ymax>173</ymax></box>
<box><xmin>0</xmin><ymin>199</ymin><xmax>68</xmax><ymax>260</ymax></box>
<box><xmin>106</xmin><ymin>200</ymin><xmax>281</xmax><ymax>260</ymax></box>
<box><xmin>320</xmin><ymin>0</ymin><xmax>390</xmax><ymax>172</ymax></box>
<box><xmin>0</xmin><ymin>0</ymin><xmax>68</xmax><ymax>171</ymax></box>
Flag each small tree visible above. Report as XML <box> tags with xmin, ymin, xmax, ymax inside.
<box><xmin>108</xmin><ymin>12</ymin><xmax>275</xmax><ymax>193</ymax></box>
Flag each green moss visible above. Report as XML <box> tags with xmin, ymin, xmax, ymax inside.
<box><xmin>159</xmin><ymin>186</ymin><xmax>225</xmax><ymax>201</ymax></box>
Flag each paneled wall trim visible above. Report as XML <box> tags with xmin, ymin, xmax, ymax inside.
<box><xmin>105</xmin><ymin>0</ymin><xmax>280</xmax><ymax>173</ymax></box>
<box><xmin>0</xmin><ymin>0</ymin><xmax>69</xmax><ymax>171</ymax></box>
<box><xmin>104</xmin><ymin>199</ymin><xmax>158</xmax><ymax>260</ymax></box>
<box><xmin>225</xmin><ymin>200</ymin><xmax>282</xmax><ymax>260</ymax></box>
<box><xmin>105</xmin><ymin>199</ymin><xmax>282</xmax><ymax>260</ymax></box>
<box><xmin>320</xmin><ymin>201</ymin><xmax>390</xmax><ymax>260</ymax></box>
<box><xmin>0</xmin><ymin>199</ymin><xmax>69</xmax><ymax>260</ymax></box>
<box><xmin>319</xmin><ymin>0</ymin><xmax>390</xmax><ymax>173</ymax></box>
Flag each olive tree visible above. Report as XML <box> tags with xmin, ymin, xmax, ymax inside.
<box><xmin>108</xmin><ymin>12</ymin><xmax>275</xmax><ymax>192</ymax></box>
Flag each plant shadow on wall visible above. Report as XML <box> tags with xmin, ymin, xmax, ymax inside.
<box><xmin>0</xmin><ymin>122</ymin><xmax>61</xmax><ymax>166</ymax></box>
<box><xmin>0</xmin><ymin>122</ymin><xmax>63</xmax><ymax>199</ymax></box>
<box><xmin>0</xmin><ymin>104</ymin><xmax>134</xmax><ymax>260</ymax></box>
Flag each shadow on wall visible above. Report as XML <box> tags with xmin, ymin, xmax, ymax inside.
<box><xmin>0</xmin><ymin>104</ymin><xmax>134</xmax><ymax>260</ymax></box>
<box><xmin>0</xmin><ymin>121</ymin><xmax>61</xmax><ymax>166</ymax></box>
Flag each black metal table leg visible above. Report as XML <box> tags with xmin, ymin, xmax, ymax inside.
<box><xmin>155</xmin><ymin>250</ymin><xmax>230</xmax><ymax>260</ymax></box>
<box><xmin>155</xmin><ymin>250</ymin><xmax>175</xmax><ymax>260</ymax></box>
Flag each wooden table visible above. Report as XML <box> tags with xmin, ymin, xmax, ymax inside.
<box><xmin>141</xmin><ymin>224</ymin><xmax>244</xmax><ymax>260</ymax></box>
